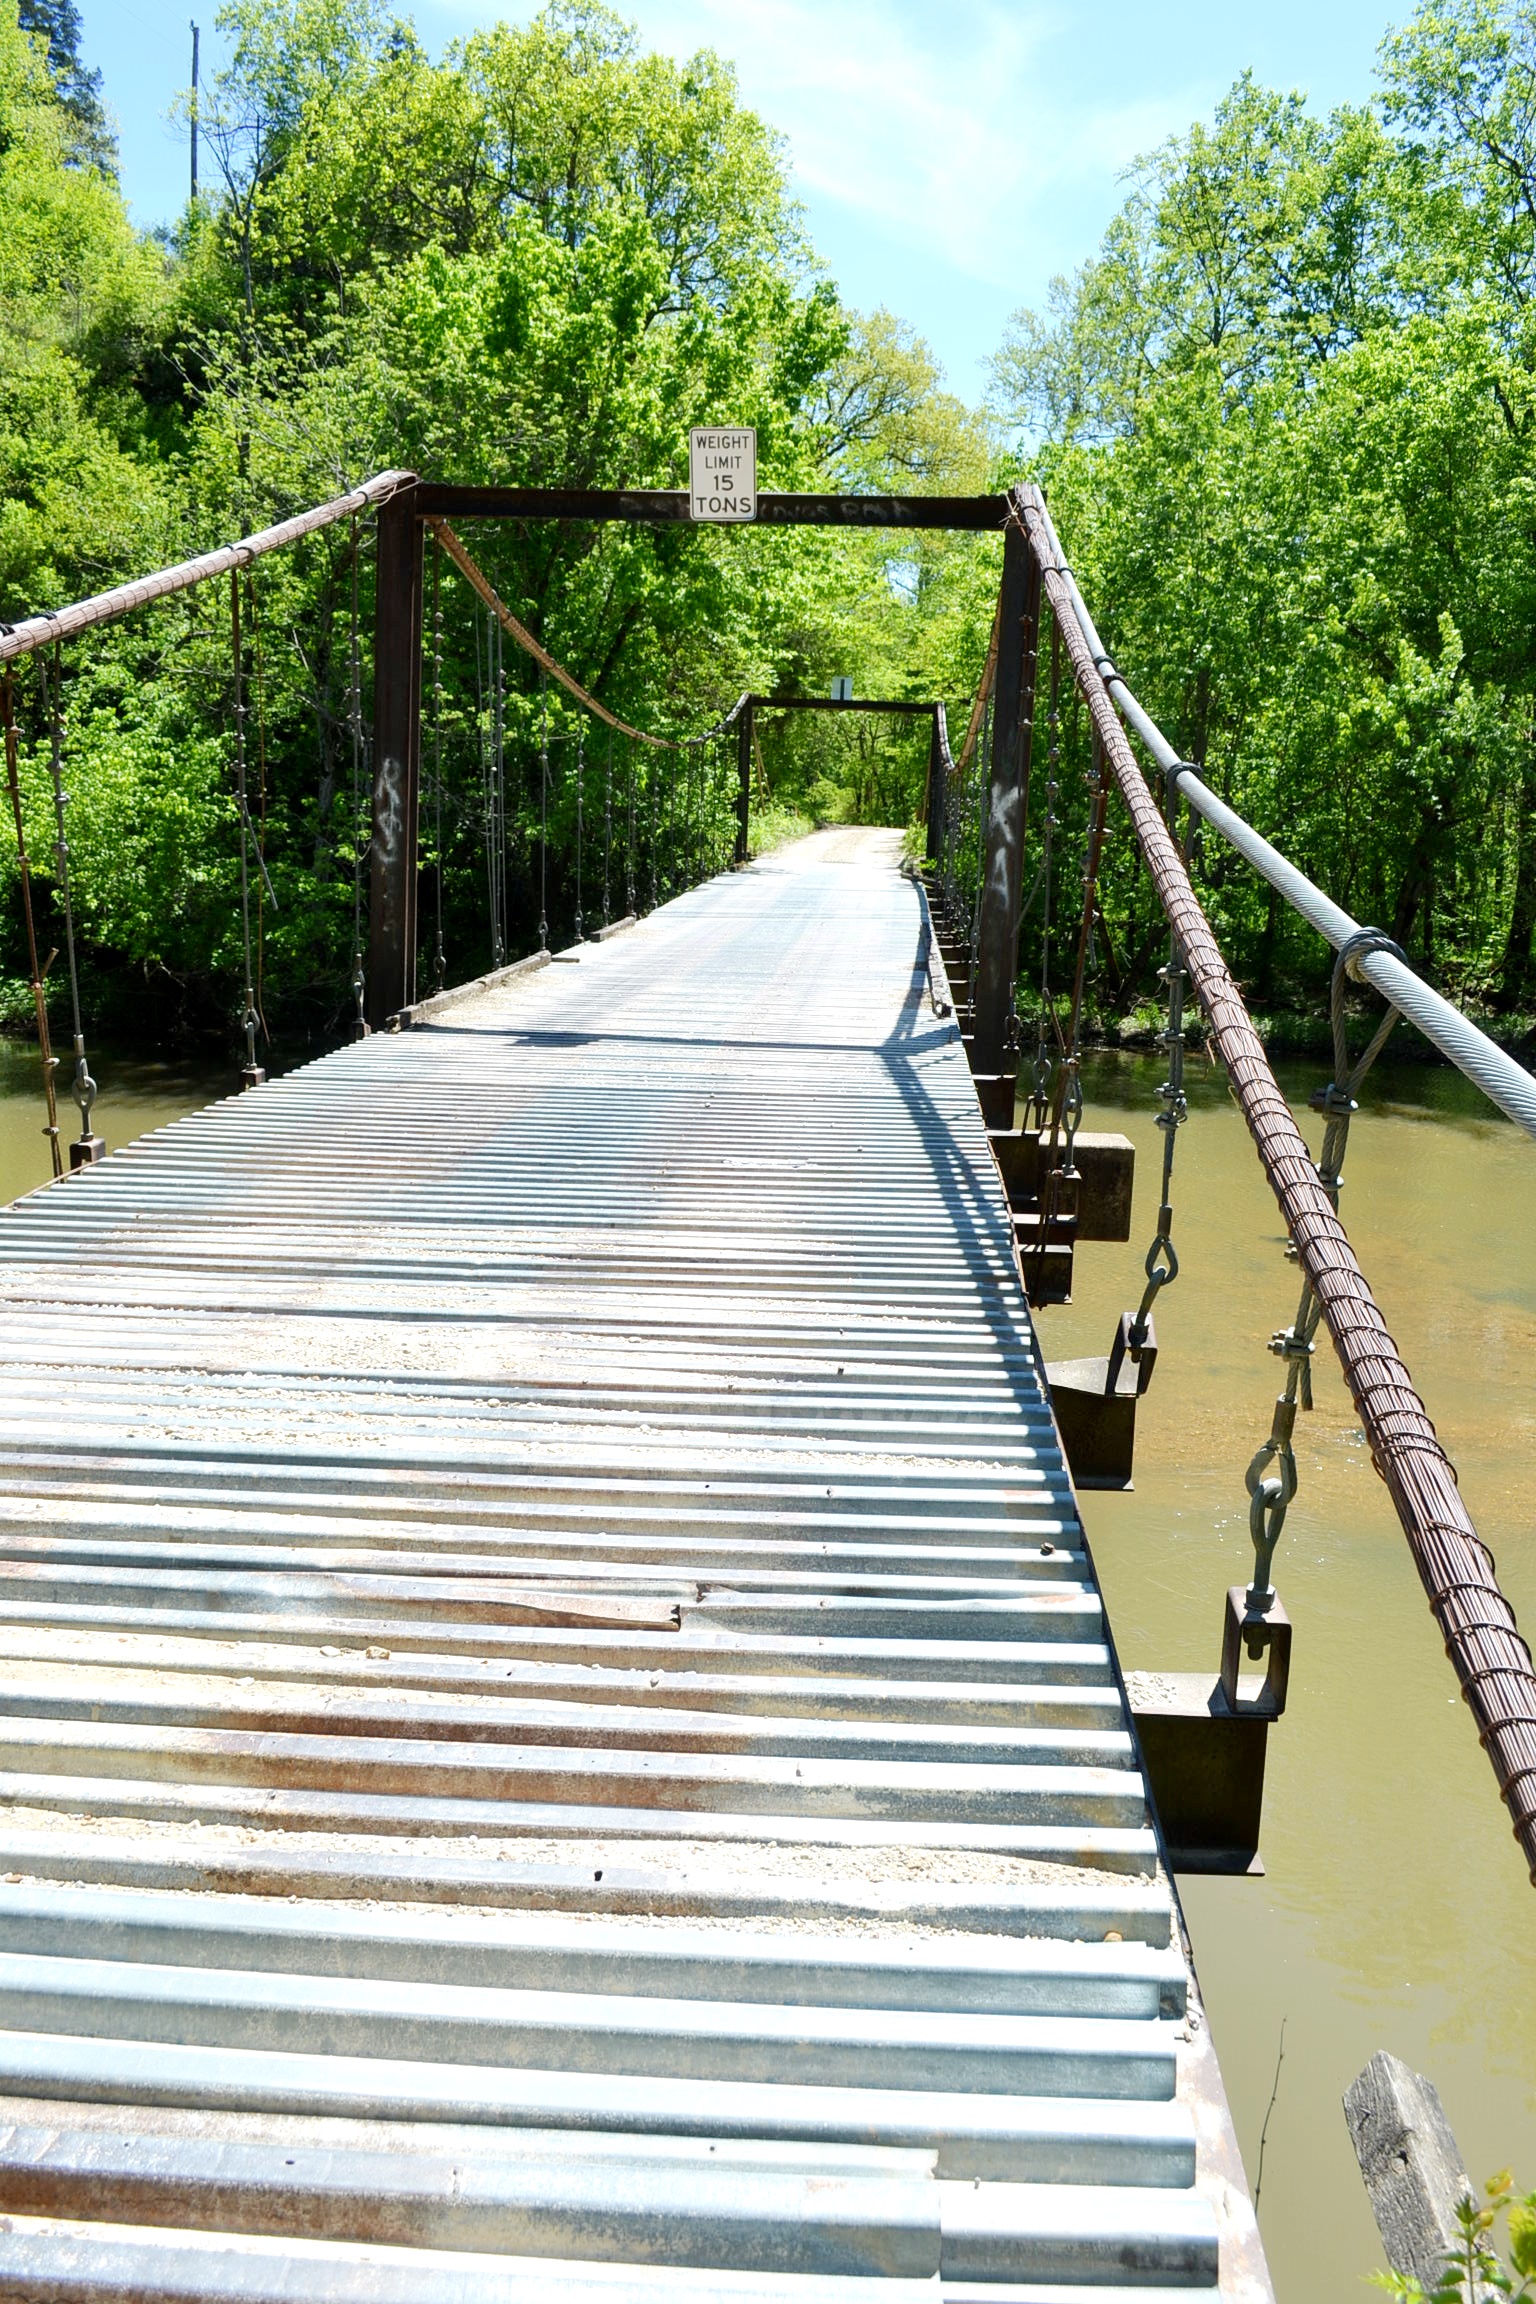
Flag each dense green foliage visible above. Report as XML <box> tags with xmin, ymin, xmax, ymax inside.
<box><xmin>0</xmin><ymin>0</ymin><xmax>991</xmax><ymax>1046</ymax></box>
<box><xmin>996</xmin><ymin>4</ymin><xmax>1536</xmax><ymax>1032</ymax></box>
<box><xmin>1375</xmin><ymin>2167</ymin><xmax>1536</xmax><ymax>2299</ymax></box>
<box><xmin>9</xmin><ymin>0</ymin><xmax>1536</xmax><ymax>1051</ymax></box>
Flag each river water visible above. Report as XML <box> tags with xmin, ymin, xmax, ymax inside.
<box><xmin>0</xmin><ymin>1034</ymin><xmax>1528</xmax><ymax>2296</ymax></box>
<box><xmin>1042</xmin><ymin>1050</ymin><xmax>1536</xmax><ymax>2300</ymax></box>
<box><xmin>0</xmin><ymin>1040</ymin><xmax>238</xmax><ymax>1203</ymax></box>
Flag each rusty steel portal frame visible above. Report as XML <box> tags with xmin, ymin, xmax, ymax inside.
<box><xmin>367</xmin><ymin>483</ymin><xmax>1014</xmax><ymax>1029</ymax></box>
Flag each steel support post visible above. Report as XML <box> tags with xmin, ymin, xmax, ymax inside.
<box><xmin>924</xmin><ymin>708</ymin><xmax>947</xmax><ymax>866</ymax></box>
<box><xmin>970</xmin><ymin>520</ymin><xmax>1042</xmax><ymax>1072</ymax></box>
<box><xmin>735</xmin><ymin>705</ymin><xmax>753</xmax><ymax>866</ymax></box>
<box><xmin>368</xmin><ymin>488</ymin><xmax>424</xmax><ymax>1027</ymax></box>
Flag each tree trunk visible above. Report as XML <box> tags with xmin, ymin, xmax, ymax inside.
<box><xmin>1392</xmin><ymin>810</ymin><xmax>1442</xmax><ymax>967</ymax></box>
<box><xmin>1498</xmin><ymin>739</ymin><xmax>1536</xmax><ymax>1008</ymax></box>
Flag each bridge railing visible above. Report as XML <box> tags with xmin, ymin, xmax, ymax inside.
<box><xmin>0</xmin><ymin>471</ymin><xmax>754</xmax><ymax>1098</ymax></box>
<box><xmin>1051</xmin><ymin>552</ymin><xmax>1536</xmax><ymax>1144</ymax></box>
<box><xmin>951</xmin><ymin>478</ymin><xmax>1536</xmax><ymax>1883</ymax></box>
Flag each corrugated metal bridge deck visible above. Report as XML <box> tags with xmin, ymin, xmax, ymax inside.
<box><xmin>0</xmin><ymin>830</ymin><xmax>1266</xmax><ymax>2299</ymax></box>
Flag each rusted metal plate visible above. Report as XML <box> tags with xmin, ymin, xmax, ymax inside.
<box><xmin>990</xmin><ymin>1128</ymin><xmax>1137</xmax><ymax>1242</ymax></box>
<box><xmin>1045</xmin><ymin>1357</ymin><xmax>1140</xmax><ymax>1491</ymax></box>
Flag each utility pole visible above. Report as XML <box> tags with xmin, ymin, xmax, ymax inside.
<box><xmin>189</xmin><ymin>22</ymin><xmax>199</xmax><ymax>203</ymax></box>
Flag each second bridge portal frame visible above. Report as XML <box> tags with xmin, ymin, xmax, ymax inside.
<box><xmin>366</xmin><ymin>483</ymin><xmax>1034</xmax><ymax>1056</ymax></box>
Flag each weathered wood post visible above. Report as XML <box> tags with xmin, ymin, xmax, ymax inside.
<box><xmin>368</xmin><ymin>484</ymin><xmax>424</xmax><ymax>1028</ymax></box>
<box><xmin>925</xmin><ymin>706</ymin><xmax>948</xmax><ymax>866</ymax></box>
<box><xmin>735</xmin><ymin>700</ymin><xmax>753</xmax><ymax>867</ymax></box>
<box><xmin>970</xmin><ymin>503</ymin><xmax>1042</xmax><ymax>1074</ymax></box>
<box><xmin>1345</xmin><ymin>2053</ymin><xmax>1475</xmax><ymax>2296</ymax></box>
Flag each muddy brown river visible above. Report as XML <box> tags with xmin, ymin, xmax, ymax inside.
<box><xmin>1045</xmin><ymin>1049</ymin><xmax>1536</xmax><ymax>2300</ymax></box>
<box><xmin>0</xmin><ymin>1031</ymin><xmax>1527</xmax><ymax>2297</ymax></box>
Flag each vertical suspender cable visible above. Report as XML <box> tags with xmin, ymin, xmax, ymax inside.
<box><xmin>1035</xmin><ymin>721</ymin><xmax>1110</xmax><ymax>1287</ymax></box>
<box><xmin>575</xmin><ymin>719</ymin><xmax>585</xmax><ymax>942</ymax></box>
<box><xmin>538</xmin><ymin>668</ymin><xmax>549</xmax><ymax>951</ymax></box>
<box><xmin>229</xmin><ymin>576</ymin><xmax>265</xmax><ymax>1089</ymax></box>
<box><xmin>603</xmin><ymin>730</ymin><xmax>613</xmax><ymax>929</ymax></box>
<box><xmin>1</xmin><ymin>669</ymin><xmax>61</xmax><ymax>1174</ymax></box>
<box><xmin>46</xmin><ymin>647</ymin><xmax>103</xmax><ymax>1164</ymax></box>
<box><xmin>431</xmin><ymin>540</ymin><xmax>445</xmax><ymax>994</ymax></box>
<box><xmin>1026</xmin><ymin>616</ymin><xmax>1062</xmax><ymax>1131</ymax></box>
<box><xmin>967</xmin><ymin>698</ymin><xmax>991</xmax><ymax>989</ymax></box>
<box><xmin>475</xmin><ymin>607</ymin><xmax>493</xmax><ymax>965</ymax></box>
<box><xmin>649</xmin><ymin>745</ymin><xmax>658</xmax><ymax>912</ymax></box>
<box><xmin>493</xmin><ymin>617</ymin><xmax>507</xmax><ymax>966</ymax></box>
<box><xmin>246</xmin><ymin>569</ymin><xmax>271</xmax><ymax>1049</ymax></box>
<box><xmin>347</xmin><ymin>518</ymin><xmax>368</xmax><ymax>1040</ymax></box>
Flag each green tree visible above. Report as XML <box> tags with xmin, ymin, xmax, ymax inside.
<box><xmin>15</xmin><ymin>0</ymin><xmax>113</xmax><ymax>171</ymax></box>
<box><xmin>989</xmin><ymin>11</ymin><xmax>1536</xmax><ymax>1023</ymax></box>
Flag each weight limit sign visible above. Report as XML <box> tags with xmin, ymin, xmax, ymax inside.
<box><xmin>688</xmin><ymin>428</ymin><xmax>757</xmax><ymax>521</ymax></box>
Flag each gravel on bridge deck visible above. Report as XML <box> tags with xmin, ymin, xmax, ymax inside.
<box><xmin>0</xmin><ymin>831</ymin><xmax>1267</xmax><ymax>2298</ymax></box>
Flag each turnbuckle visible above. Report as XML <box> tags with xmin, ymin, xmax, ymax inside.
<box><xmin>1244</xmin><ymin>1395</ymin><xmax>1298</xmax><ymax>1609</ymax></box>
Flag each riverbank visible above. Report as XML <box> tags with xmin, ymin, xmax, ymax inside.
<box><xmin>1058</xmin><ymin>996</ymin><xmax>1536</xmax><ymax>1067</ymax></box>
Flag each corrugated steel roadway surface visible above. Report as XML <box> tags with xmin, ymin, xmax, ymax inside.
<box><xmin>0</xmin><ymin>831</ymin><xmax>1260</xmax><ymax>2299</ymax></box>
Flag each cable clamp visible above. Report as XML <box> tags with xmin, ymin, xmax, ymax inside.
<box><xmin>1336</xmin><ymin>925</ymin><xmax>1408</xmax><ymax>986</ymax></box>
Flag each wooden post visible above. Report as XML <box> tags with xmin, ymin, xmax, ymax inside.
<box><xmin>925</xmin><ymin>707</ymin><xmax>947</xmax><ymax>866</ymax></box>
<box><xmin>970</xmin><ymin>515</ymin><xmax>1042</xmax><ymax>1073</ymax></box>
<box><xmin>368</xmin><ymin>487</ymin><xmax>423</xmax><ymax>1027</ymax></box>
<box><xmin>1344</xmin><ymin>2053</ymin><xmax>1473</xmax><ymax>2295</ymax></box>
<box><xmin>735</xmin><ymin>703</ymin><xmax>753</xmax><ymax>866</ymax></box>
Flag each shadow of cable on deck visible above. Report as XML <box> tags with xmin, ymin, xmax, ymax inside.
<box><xmin>874</xmin><ymin>895</ymin><xmax>1045</xmax><ymax>1426</ymax></box>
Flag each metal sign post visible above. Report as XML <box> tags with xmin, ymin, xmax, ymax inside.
<box><xmin>688</xmin><ymin>428</ymin><xmax>757</xmax><ymax>521</ymax></box>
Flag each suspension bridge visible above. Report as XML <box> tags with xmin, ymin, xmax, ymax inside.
<box><xmin>0</xmin><ymin>473</ymin><xmax>1527</xmax><ymax>2300</ymax></box>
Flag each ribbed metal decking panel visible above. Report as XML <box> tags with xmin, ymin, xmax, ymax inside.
<box><xmin>0</xmin><ymin>831</ymin><xmax>1267</xmax><ymax>2297</ymax></box>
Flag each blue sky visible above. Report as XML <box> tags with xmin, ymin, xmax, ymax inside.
<box><xmin>82</xmin><ymin>0</ymin><xmax>1398</xmax><ymax>397</ymax></box>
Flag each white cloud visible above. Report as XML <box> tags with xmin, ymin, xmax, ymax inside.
<box><xmin>419</xmin><ymin>0</ymin><xmax>1218</xmax><ymax>289</ymax></box>
<box><xmin>413</xmin><ymin>0</ymin><xmax>1237</xmax><ymax>377</ymax></box>
<box><xmin>597</xmin><ymin>0</ymin><xmax>1214</xmax><ymax>291</ymax></box>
